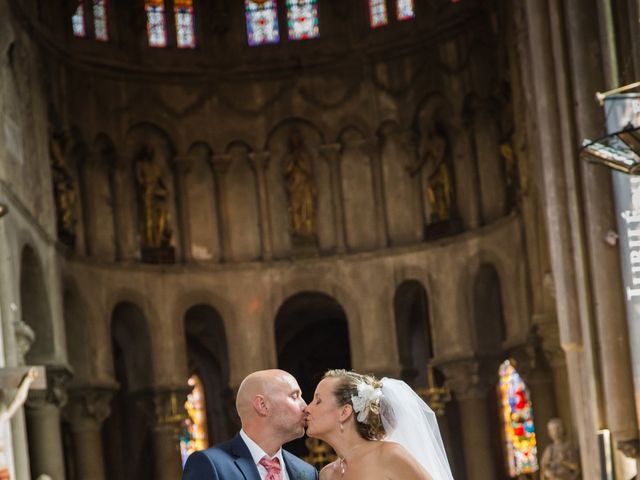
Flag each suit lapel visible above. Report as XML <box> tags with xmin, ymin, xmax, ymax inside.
<box><xmin>283</xmin><ymin>450</ymin><xmax>304</xmax><ymax>480</ymax></box>
<box><xmin>230</xmin><ymin>434</ymin><xmax>261</xmax><ymax>480</ymax></box>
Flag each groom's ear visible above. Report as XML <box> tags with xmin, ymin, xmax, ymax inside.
<box><xmin>252</xmin><ymin>394</ymin><xmax>269</xmax><ymax>416</ymax></box>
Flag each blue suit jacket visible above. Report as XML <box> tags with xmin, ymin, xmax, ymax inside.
<box><xmin>182</xmin><ymin>434</ymin><xmax>319</xmax><ymax>480</ymax></box>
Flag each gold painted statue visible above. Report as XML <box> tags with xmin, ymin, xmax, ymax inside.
<box><xmin>135</xmin><ymin>146</ymin><xmax>172</xmax><ymax>248</ymax></box>
<box><xmin>49</xmin><ymin>133</ymin><xmax>77</xmax><ymax>242</ymax></box>
<box><xmin>540</xmin><ymin>418</ymin><xmax>581</xmax><ymax>480</ymax></box>
<box><xmin>408</xmin><ymin>126</ymin><xmax>452</xmax><ymax>223</ymax></box>
<box><xmin>284</xmin><ymin>130</ymin><xmax>316</xmax><ymax>238</ymax></box>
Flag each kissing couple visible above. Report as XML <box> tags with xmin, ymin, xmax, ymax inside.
<box><xmin>182</xmin><ymin>368</ymin><xmax>454</xmax><ymax>480</ymax></box>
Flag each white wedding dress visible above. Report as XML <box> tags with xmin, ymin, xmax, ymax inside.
<box><xmin>380</xmin><ymin>378</ymin><xmax>454</xmax><ymax>480</ymax></box>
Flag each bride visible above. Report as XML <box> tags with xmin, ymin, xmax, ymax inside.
<box><xmin>305</xmin><ymin>369</ymin><xmax>454</xmax><ymax>480</ymax></box>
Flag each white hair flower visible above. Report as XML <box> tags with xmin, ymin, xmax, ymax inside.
<box><xmin>351</xmin><ymin>382</ymin><xmax>383</xmax><ymax>422</ymax></box>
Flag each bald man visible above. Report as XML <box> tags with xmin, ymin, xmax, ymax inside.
<box><xmin>182</xmin><ymin>369</ymin><xmax>319</xmax><ymax>480</ymax></box>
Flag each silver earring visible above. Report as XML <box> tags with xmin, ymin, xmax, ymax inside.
<box><xmin>340</xmin><ymin>422</ymin><xmax>344</xmax><ymax>433</ymax></box>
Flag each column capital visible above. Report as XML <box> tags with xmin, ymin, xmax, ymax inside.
<box><xmin>172</xmin><ymin>155</ymin><xmax>197</xmax><ymax>173</ymax></box>
<box><xmin>318</xmin><ymin>143</ymin><xmax>344</xmax><ymax>159</ymax></box>
<box><xmin>211</xmin><ymin>154</ymin><xmax>233</xmax><ymax>175</ymax></box>
<box><xmin>63</xmin><ymin>382</ymin><xmax>118</xmax><ymax>430</ymax></box>
<box><xmin>27</xmin><ymin>364</ymin><xmax>73</xmax><ymax>409</ymax></box>
<box><xmin>248</xmin><ymin>151</ymin><xmax>271</xmax><ymax>171</ymax></box>
<box><xmin>435</xmin><ymin>355</ymin><xmax>501</xmax><ymax>400</ymax></box>
<box><xmin>134</xmin><ymin>385</ymin><xmax>190</xmax><ymax>431</ymax></box>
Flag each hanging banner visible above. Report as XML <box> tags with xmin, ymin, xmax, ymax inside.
<box><xmin>605</xmin><ymin>93</ymin><xmax>640</xmax><ymax>419</ymax></box>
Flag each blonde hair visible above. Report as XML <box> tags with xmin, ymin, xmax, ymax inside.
<box><xmin>323</xmin><ymin>369</ymin><xmax>386</xmax><ymax>440</ymax></box>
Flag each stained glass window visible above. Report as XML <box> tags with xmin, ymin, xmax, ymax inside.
<box><xmin>369</xmin><ymin>0</ymin><xmax>388</xmax><ymax>28</ymax></box>
<box><xmin>93</xmin><ymin>0</ymin><xmax>109</xmax><ymax>41</ymax></box>
<box><xmin>175</xmin><ymin>0</ymin><xmax>196</xmax><ymax>48</ymax></box>
<box><xmin>145</xmin><ymin>0</ymin><xmax>168</xmax><ymax>47</ymax></box>
<box><xmin>287</xmin><ymin>0</ymin><xmax>319</xmax><ymax>41</ymax></box>
<box><xmin>180</xmin><ymin>374</ymin><xmax>208</xmax><ymax>464</ymax></box>
<box><xmin>498</xmin><ymin>360</ymin><xmax>539</xmax><ymax>477</ymax></box>
<box><xmin>396</xmin><ymin>0</ymin><xmax>415</xmax><ymax>20</ymax></box>
<box><xmin>72</xmin><ymin>1</ymin><xmax>86</xmax><ymax>37</ymax></box>
<box><xmin>245</xmin><ymin>0</ymin><xmax>280</xmax><ymax>46</ymax></box>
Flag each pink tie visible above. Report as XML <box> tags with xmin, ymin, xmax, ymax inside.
<box><xmin>259</xmin><ymin>456</ymin><xmax>283</xmax><ymax>480</ymax></box>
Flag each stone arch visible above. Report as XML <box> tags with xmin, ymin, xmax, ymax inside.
<box><xmin>274</xmin><ymin>290</ymin><xmax>351</xmax><ymax>457</ymax></box>
<box><xmin>62</xmin><ymin>277</ymin><xmax>94</xmax><ymax>381</ymax></box>
<box><xmin>338</xmin><ymin>126</ymin><xmax>377</xmax><ymax>251</ymax></box>
<box><xmin>462</xmin><ymin>92</ymin><xmax>507</xmax><ymax>223</ymax></box>
<box><xmin>218</xmin><ymin>141</ymin><xmax>261</xmax><ymax>261</ymax></box>
<box><xmin>185</xmin><ymin>141</ymin><xmax>220</xmax><ymax>261</ymax></box>
<box><xmin>184</xmin><ymin>304</ymin><xmax>234</xmax><ymax>444</ymax></box>
<box><xmin>377</xmin><ymin>120</ymin><xmax>422</xmax><ymax>245</ymax></box>
<box><xmin>80</xmin><ymin>133</ymin><xmax>117</xmax><ymax>259</ymax></box>
<box><xmin>393</xmin><ymin>279</ymin><xmax>434</xmax><ymax>387</ymax></box>
<box><xmin>102</xmin><ymin>301</ymin><xmax>154</xmax><ymax>480</ymax></box>
<box><xmin>19</xmin><ymin>245</ymin><xmax>54</xmax><ymax>363</ymax></box>
<box><xmin>266</xmin><ymin>118</ymin><xmax>327</xmax><ymax>257</ymax></box>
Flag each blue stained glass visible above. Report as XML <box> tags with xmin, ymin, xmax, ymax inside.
<box><xmin>146</xmin><ymin>1</ymin><xmax>167</xmax><ymax>47</ymax></box>
<box><xmin>245</xmin><ymin>0</ymin><xmax>280</xmax><ymax>46</ymax></box>
<box><xmin>175</xmin><ymin>1</ymin><xmax>196</xmax><ymax>48</ymax></box>
<box><xmin>397</xmin><ymin>0</ymin><xmax>415</xmax><ymax>20</ymax></box>
<box><xmin>369</xmin><ymin>0</ymin><xmax>388</xmax><ymax>28</ymax></box>
<box><xmin>72</xmin><ymin>2</ymin><xmax>86</xmax><ymax>37</ymax></box>
<box><xmin>287</xmin><ymin>0</ymin><xmax>319</xmax><ymax>41</ymax></box>
<box><xmin>93</xmin><ymin>0</ymin><xmax>109</xmax><ymax>41</ymax></box>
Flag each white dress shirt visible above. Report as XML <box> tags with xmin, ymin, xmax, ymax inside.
<box><xmin>239</xmin><ymin>429</ymin><xmax>290</xmax><ymax>480</ymax></box>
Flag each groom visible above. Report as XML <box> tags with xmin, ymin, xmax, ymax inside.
<box><xmin>182</xmin><ymin>369</ymin><xmax>319</xmax><ymax>480</ymax></box>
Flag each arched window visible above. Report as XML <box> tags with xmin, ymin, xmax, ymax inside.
<box><xmin>498</xmin><ymin>360</ymin><xmax>539</xmax><ymax>477</ymax></box>
<box><xmin>93</xmin><ymin>0</ymin><xmax>109</xmax><ymax>41</ymax></box>
<box><xmin>286</xmin><ymin>0</ymin><xmax>319</xmax><ymax>40</ymax></box>
<box><xmin>396</xmin><ymin>0</ymin><xmax>415</xmax><ymax>20</ymax></box>
<box><xmin>145</xmin><ymin>0</ymin><xmax>168</xmax><ymax>47</ymax></box>
<box><xmin>175</xmin><ymin>0</ymin><xmax>196</xmax><ymax>48</ymax></box>
<box><xmin>180</xmin><ymin>374</ymin><xmax>209</xmax><ymax>464</ymax></box>
<box><xmin>368</xmin><ymin>0</ymin><xmax>388</xmax><ymax>28</ymax></box>
<box><xmin>72</xmin><ymin>1</ymin><xmax>86</xmax><ymax>37</ymax></box>
<box><xmin>245</xmin><ymin>0</ymin><xmax>280</xmax><ymax>46</ymax></box>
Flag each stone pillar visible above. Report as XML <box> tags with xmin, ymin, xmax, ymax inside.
<box><xmin>112</xmin><ymin>153</ymin><xmax>138</xmax><ymax>261</ymax></box>
<box><xmin>211</xmin><ymin>154</ymin><xmax>232</xmax><ymax>262</ymax></box>
<box><xmin>440</xmin><ymin>358</ymin><xmax>499</xmax><ymax>480</ymax></box>
<box><xmin>25</xmin><ymin>366</ymin><xmax>71</xmax><ymax>480</ymax></box>
<box><xmin>248</xmin><ymin>151</ymin><xmax>273</xmax><ymax>261</ymax></box>
<box><xmin>173</xmin><ymin>156</ymin><xmax>194</xmax><ymax>263</ymax></box>
<box><xmin>137</xmin><ymin>386</ymin><xmax>189</xmax><ymax>480</ymax></box>
<box><xmin>564</xmin><ymin>0</ymin><xmax>640</xmax><ymax>454</ymax></box>
<box><xmin>319</xmin><ymin>143</ymin><xmax>347</xmax><ymax>253</ymax></box>
<box><xmin>63</xmin><ymin>384</ymin><xmax>117</xmax><ymax>480</ymax></box>
<box><xmin>396</xmin><ymin>130</ymin><xmax>425</xmax><ymax>242</ymax></box>
<box><xmin>361</xmin><ymin>138</ymin><xmax>389</xmax><ymax>248</ymax></box>
<box><xmin>522</xmin><ymin>0</ymin><xmax>604</xmax><ymax>474</ymax></box>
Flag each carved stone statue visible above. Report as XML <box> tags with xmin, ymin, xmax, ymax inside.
<box><xmin>283</xmin><ymin>130</ymin><xmax>316</xmax><ymax>239</ymax></box>
<box><xmin>407</xmin><ymin>125</ymin><xmax>453</xmax><ymax>223</ymax></box>
<box><xmin>0</xmin><ymin>368</ymin><xmax>38</xmax><ymax>480</ymax></box>
<box><xmin>135</xmin><ymin>145</ymin><xmax>172</xmax><ymax>248</ymax></box>
<box><xmin>540</xmin><ymin>418</ymin><xmax>581</xmax><ymax>480</ymax></box>
<box><xmin>49</xmin><ymin>132</ymin><xmax>77</xmax><ymax>245</ymax></box>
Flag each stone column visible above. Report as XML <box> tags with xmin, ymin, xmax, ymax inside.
<box><xmin>564</xmin><ymin>0</ymin><xmax>640</xmax><ymax>454</ymax></box>
<box><xmin>63</xmin><ymin>384</ymin><xmax>117</xmax><ymax>480</ymax></box>
<box><xmin>396</xmin><ymin>130</ymin><xmax>425</xmax><ymax>242</ymax></box>
<box><xmin>173</xmin><ymin>156</ymin><xmax>194</xmax><ymax>263</ymax></box>
<box><xmin>248</xmin><ymin>151</ymin><xmax>273</xmax><ymax>261</ymax></box>
<box><xmin>25</xmin><ymin>366</ymin><xmax>71</xmax><ymax>480</ymax></box>
<box><xmin>211</xmin><ymin>154</ymin><xmax>232</xmax><ymax>262</ymax></box>
<box><xmin>112</xmin><ymin>153</ymin><xmax>138</xmax><ymax>261</ymax></box>
<box><xmin>361</xmin><ymin>138</ymin><xmax>390</xmax><ymax>249</ymax></box>
<box><xmin>440</xmin><ymin>358</ymin><xmax>499</xmax><ymax>480</ymax></box>
<box><xmin>319</xmin><ymin>143</ymin><xmax>347</xmax><ymax>253</ymax></box>
<box><xmin>137</xmin><ymin>386</ymin><xmax>189</xmax><ymax>480</ymax></box>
